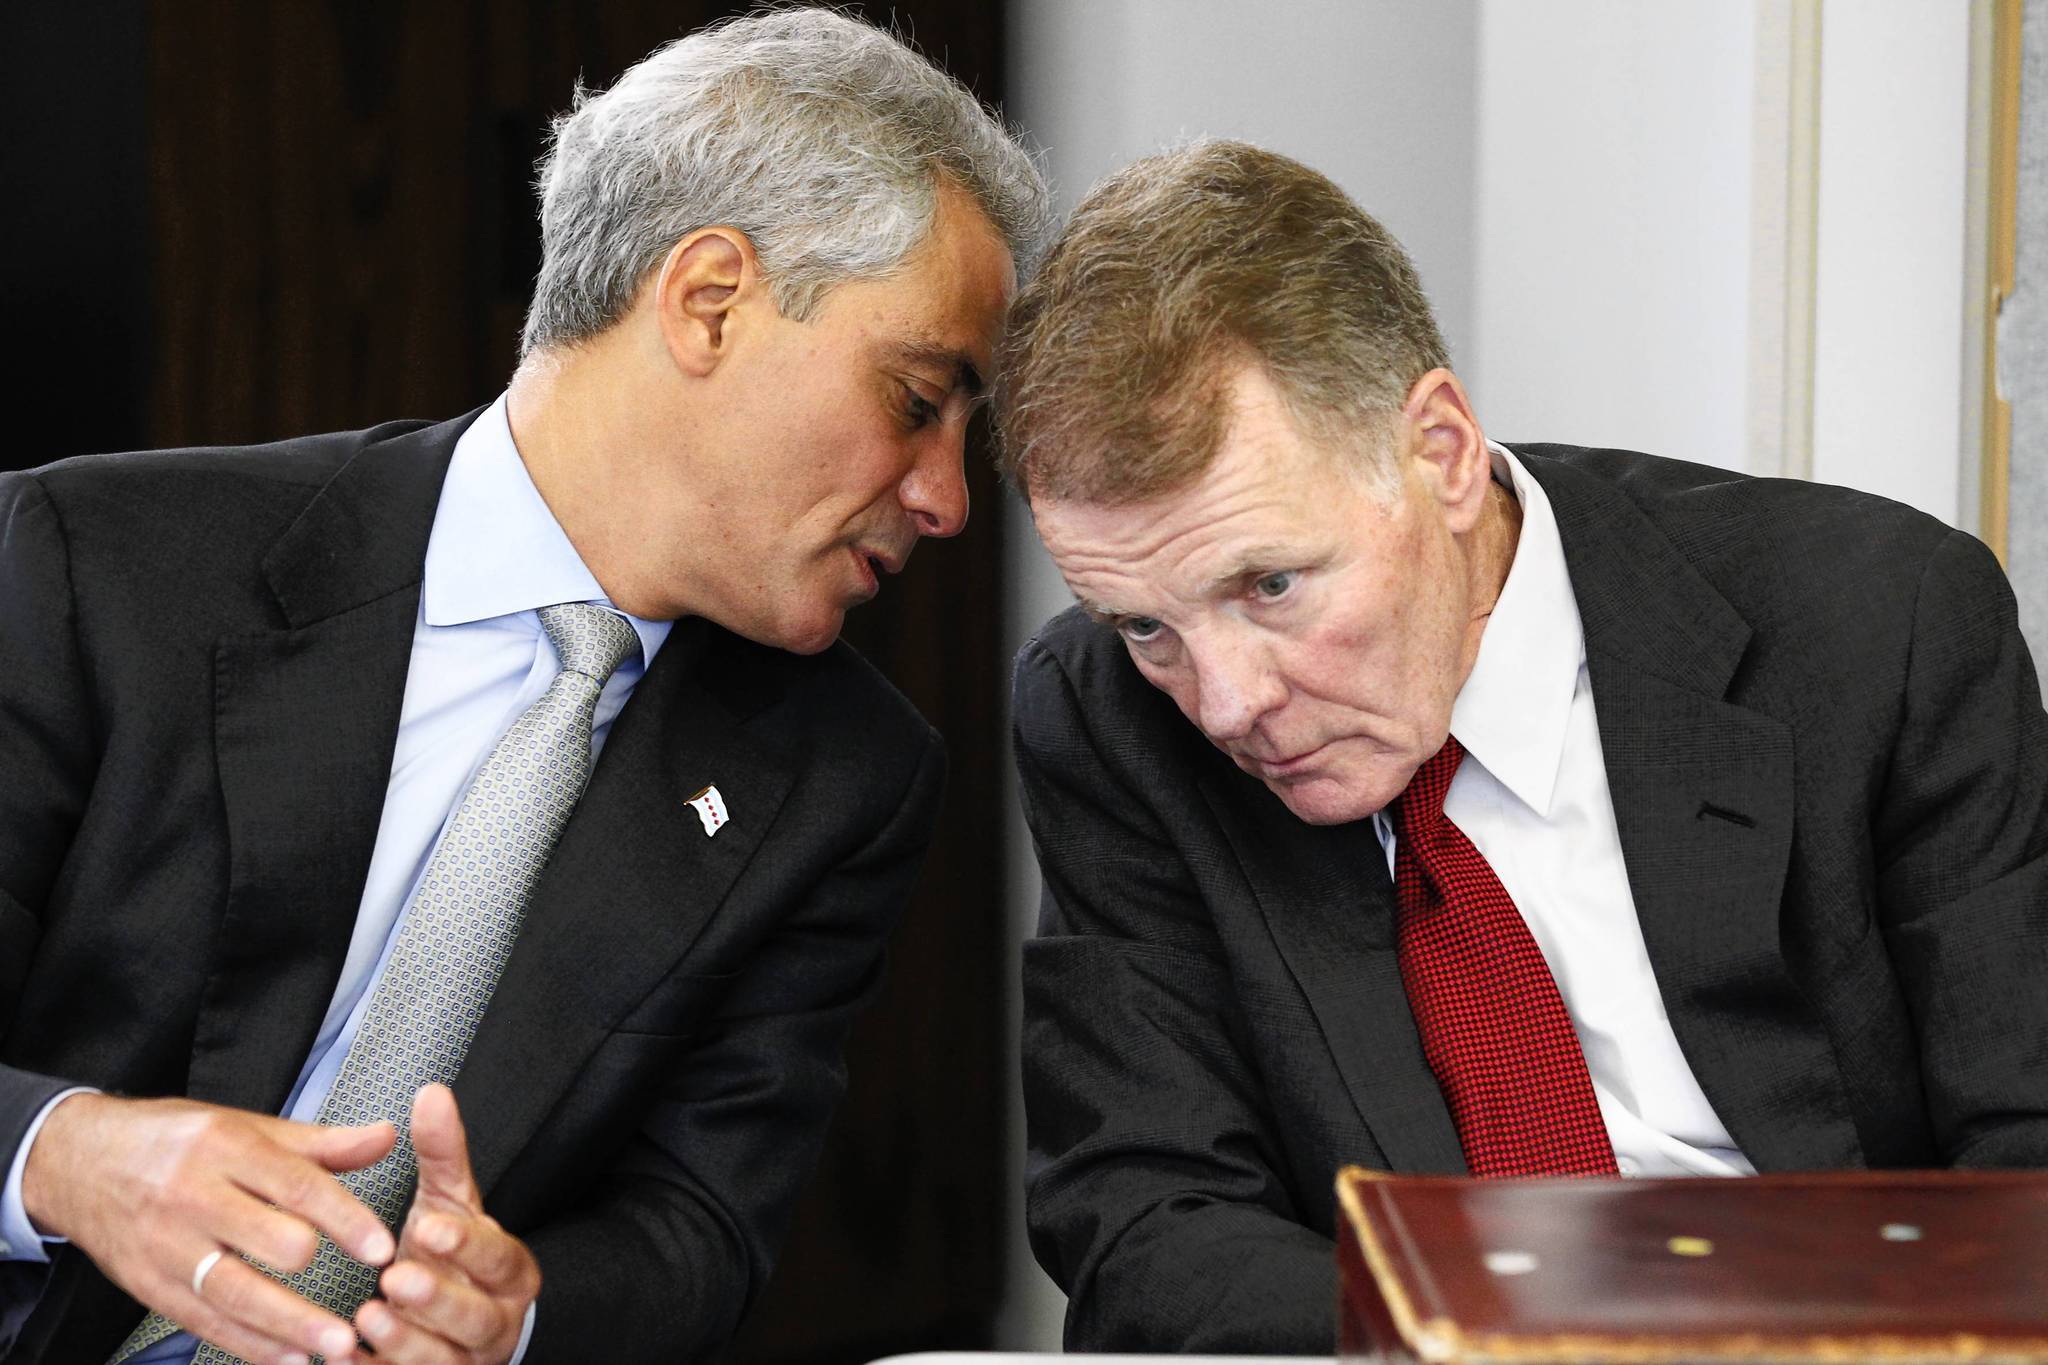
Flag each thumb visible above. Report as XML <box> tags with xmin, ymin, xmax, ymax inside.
<box><xmin>409</xmin><ymin>1083</ymin><xmax>480</xmax><ymax>1208</ymax></box>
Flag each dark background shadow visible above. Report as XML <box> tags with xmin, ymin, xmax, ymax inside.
<box><xmin>1</xmin><ymin>4</ymin><xmax>1016</xmax><ymax>1360</ymax></box>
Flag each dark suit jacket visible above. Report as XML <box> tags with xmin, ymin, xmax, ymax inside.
<box><xmin>0</xmin><ymin>411</ymin><xmax>945</xmax><ymax>1362</ymax></box>
<box><xmin>1014</xmin><ymin>444</ymin><xmax>2048</xmax><ymax>1354</ymax></box>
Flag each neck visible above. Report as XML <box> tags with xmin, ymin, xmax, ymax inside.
<box><xmin>1470</xmin><ymin>476</ymin><xmax>1524</xmax><ymax>623</ymax></box>
<box><xmin>1449</xmin><ymin>469</ymin><xmax>1524</xmax><ymax>689</ymax></box>
<box><xmin>505</xmin><ymin>338</ymin><xmax>695</xmax><ymax>620</ymax></box>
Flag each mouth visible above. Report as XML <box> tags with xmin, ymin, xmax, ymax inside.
<box><xmin>1239</xmin><ymin>742</ymin><xmax>1332</xmax><ymax>778</ymax></box>
<box><xmin>849</xmin><ymin>546</ymin><xmax>902</xmax><ymax>599</ymax></box>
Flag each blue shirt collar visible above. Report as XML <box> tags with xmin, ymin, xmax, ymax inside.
<box><xmin>422</xmin><ymin>393</ymin><xmax>672</xmax><ymax>667</ymax></box>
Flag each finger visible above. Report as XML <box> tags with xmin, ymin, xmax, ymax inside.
<box><xmin>165</xmin><ymin>1295</ymin><xmax>312</xmax><ymax>1365</ymax></box>
<box><xmin>409</xmin><ymin>1084</ymin><xmax>480</xmax><ymax>1208</ymax></box>
<box><xmin>232</xmin><ymin>1150</ymin><xmax>396</xmax><ymax>1268</ymax></box>
<box><xmin>355</xmin><ymin>1296</ymin><xmax>465</xmax><ymax>1365</ymax></box>
<box><xmin>410</xmin><ymin>1209</ymin><xmax>536</xmax><ymax>1298</ymax></box>
<box><xmin>264</xmin><ymin>1114</ymin><xmax>399</xmax><ymax>1173</ymax></box>
<box><xmin>210</xmin><ymin>1191</ymin><xmax>321</xmax><ymax>1277</ymax></box>
<box><xmin>166</xmin><ymin>1250</ymin><xmax>362</xmax><ymax>1364</ymax></box>
<box><xmin>380</xmin><ymin>1255</ymin><xmax>506</xmax><ymax>1350</ymax></box>
<box><xmin>131</xmin><ymin>1255</ymin><xmax>311</xmax><ymax>1365</ymax></box>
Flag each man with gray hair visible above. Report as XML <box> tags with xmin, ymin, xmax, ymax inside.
<box><xmin>1001</xmin><ymin>140</ymin><xmax>2048</xmax><ymax>1351</ymax></box>
<box><xmin>0</xmin><ymin>9</ymin><xmax>1045</xmax><ymax>1363</ymax></box>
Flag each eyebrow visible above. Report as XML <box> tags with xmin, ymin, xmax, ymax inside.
<box><xmin>888</xmin><ymin>340</ymin><xmax>985</xmax><ymax>399</ymax></box>
<box><xmin>1197</xmin><ymin>546</ymin><xmax>1305</xmax><ymax>595</ymax></box>
<box><xmin>1068</xmin><ymin>547</ymin><xmax>1315</xmax><ymax>623</ymax></box>
<box><xmin>1072</xmin><ymin>594</ymin><xmax>1122</xmax><ymax>622</ymax></box>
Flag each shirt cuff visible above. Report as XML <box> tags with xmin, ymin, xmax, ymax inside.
<box><xmin>508</xmin><ymin>1297</ymin><xmax>537</xmax><ymax>1364</ymax></box>
<box><xmin>2</xmin><ymin>1087</ymin><xmax>97</xmax><ymax>1261</ymax></box>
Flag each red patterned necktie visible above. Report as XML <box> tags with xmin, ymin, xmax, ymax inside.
<box><xmin>1391</xmin><ymin>734</ymin><xmax>1617</xmax><ymax>1177</ymax></box>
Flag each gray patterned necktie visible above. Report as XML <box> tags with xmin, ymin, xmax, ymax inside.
<box><xmin>116</xmin><ymin>603</ymin><xmax>640</xmax><ymax>1365</ymax></box>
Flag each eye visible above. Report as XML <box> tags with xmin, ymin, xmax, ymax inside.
<box><xmin>901</xmin><ymin>387</ymin><xmax>942</xmax><ymax>431</ymax></box>
<box><xmin>1119</xmin><ymin>616</ymin><xmax>1165</xmax><ymax>643</ymax></box>
<box><xmin>1253</xmin><ymin>570</ymin><xmax>1298</xmax><ymax>600</ymax></box>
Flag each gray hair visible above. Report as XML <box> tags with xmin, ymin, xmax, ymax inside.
<box><xmin>520</xmin><ymin>6</ymin><xmax>1050</xmax><ymax>356</ymax></box>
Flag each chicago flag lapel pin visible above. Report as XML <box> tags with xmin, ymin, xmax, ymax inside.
<box><xmin>686</xmin><ymin>785</ymin><xmax>730</xmax><ymax>837</ymax></box>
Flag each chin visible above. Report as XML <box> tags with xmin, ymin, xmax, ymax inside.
<box><xmin>766</xmin><ymin>624</ymin><xmax>841</xmax><ymax>656</ymax></box>
<box><xmin>1266</xmin><ymin>768</ymin><xmax>1405</xmax><ymax>826</ymax></box>
<box><xmin>718</xmin><ymin>601</ymin><xmax>845</xmax><ymax>656</ymax></box>
<box><xmin>1271</xmin><ymin>785</ymin><xmax>1381</xmax><ymax>826</ymax></box>
<box><xmin>774</xmin><ymin>606</ymin><xmax>849</xmax><ymax>656</ymax></box>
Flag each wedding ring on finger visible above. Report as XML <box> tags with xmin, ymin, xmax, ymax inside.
<box><xmin>190</xmin><ymin>1249</ymin><xmax>225</xmax><ymax>1298</ymax></box>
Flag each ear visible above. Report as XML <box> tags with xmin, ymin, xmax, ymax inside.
<box><xmin>652</xmin><ymin>226</ymin><xmax>765</xmax><ymax>378</ymax></box>
<box><xmin>1400</xmin><ymin>369</ymin><xmax>1490</xmax><ymax>532</ymax></box>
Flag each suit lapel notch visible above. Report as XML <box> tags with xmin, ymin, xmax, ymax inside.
<box><xmin>1591</xmin><ymin>658</ymin><xmax>1859</xmax><ymax>1168</ymax></box>
<box><xmin>194</xmin><ymin>594</ymin><xmax>421</xmax><ymax>1113</ymax></box>
<box><xmin>260</xmin><ymin>410</ymin><xmax>479</xmax><ymax>629</ymax></box>
<box><xmin>191</xmin><ymin>414</ymin><xmax>479</xmax><ymax>1114</ymax></box>
<box><xmin>1516</xmin><ymin>449</ymin><xmax>1752</xmax><ymax>697</ymax></box>
<box><xmin>1529</xmin><ymin>451</ymin><xmax>1863</xmax><ymax>1169</ymax></box>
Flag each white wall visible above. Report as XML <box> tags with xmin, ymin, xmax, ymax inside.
<box><xmin>1470</xmin><ymin>1</ymin><xmax>1761</xmax><ymax>470</ymax></box>
<box><xmin>1809</xmin><ymin>4</ymin><xmax>1973</xmax><ymax>524</ymax></box>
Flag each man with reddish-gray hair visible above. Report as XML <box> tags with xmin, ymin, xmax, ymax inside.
<box><xmin>1000</xmin><ymin>139</ymin><xmax>2048</xmax><ymax>1352</ymax></box>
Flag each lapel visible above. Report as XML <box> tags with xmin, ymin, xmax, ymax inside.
<box><xmin>455</xmin><ymin>623</ymin><xmax>799</xmax><ymax>1194</ymax></box>
<box><xmin>1522</xmin><ymin>450</ymin><xmax>1862</xmax><ymax>1170</ymax></box>
<box><xmin>192</xmin><ymin>413</ymin><xmax>477</xmax><ymax>1115</ymax></box>
<box><xmin>1197</xmin><ymin>760</ymin><xmax>1467</xmax><ymax>1175</ymax></box>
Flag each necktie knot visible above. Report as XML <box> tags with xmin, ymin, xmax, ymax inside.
<box><xmin>1393</xmin><ymin>733</ymin><xmax>1465</xmax><ymax>839</ymax></box>
<box><xmin>1389</xmin><ymin>727</ymin><xmax>1617</xmax><ymax>1178</ymax></box>
<box><xmin>539</xmin><ymin>601</ymin><xmax>640</xmax><ymax>686</ymax></box>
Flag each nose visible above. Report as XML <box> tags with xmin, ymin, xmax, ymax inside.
<box><xmin>901</xmin><ymin>432</ymin><xmax>971</xmax><ymax>538</ymax></box>
<box><xmin>1187</xmin><ymin>630</ymin><xmax>1286</xmax><ymax>743</ymax></box>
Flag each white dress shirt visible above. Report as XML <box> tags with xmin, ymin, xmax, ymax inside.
<box><xmin>1370</xmin><ymin>444</ymin><xmax>1754</xmax><ymax>1179</ymax></box>
<box><xmin>4</xmin><ymin>394</ymin><xmax>667</xmax><ymax>1361</ymax></box>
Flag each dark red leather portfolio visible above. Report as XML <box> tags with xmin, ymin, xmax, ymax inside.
<box><xmin>1336</xmin><ymin>1165</ymin><xmax>2048</xmax><ymax>1363</ymax></box>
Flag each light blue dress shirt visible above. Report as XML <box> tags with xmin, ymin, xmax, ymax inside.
<box><xmin>3</xmin><ymin>394</ymin><xmax>668</xmax><ymax>1361</ymax></box>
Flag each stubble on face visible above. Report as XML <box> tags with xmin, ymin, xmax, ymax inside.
<box><xmin>685</xmin><ymin>184</ymin><xmax>1015</xmax><ymax>654</ymax></box>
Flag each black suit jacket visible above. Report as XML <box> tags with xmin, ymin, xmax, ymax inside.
<box><xmin>1014</xmin><ymin>444</ymin><xmax>2048</xmax><ymax>1354</ymax></box>
<box><xmin>0</xmin><ymin>412</ymin><xmax>945</xmax><ymax>1362</ymax></box>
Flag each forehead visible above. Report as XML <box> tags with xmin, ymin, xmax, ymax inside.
<box><xmin>1032</xmin><ymin>378</ymin><xmax>1369</xmax><ymax>605</ymax></box>
<box><xmin>845</xmin><ymin>183</ymin><xmax>1016</xmax><ymax>365</ymax></box>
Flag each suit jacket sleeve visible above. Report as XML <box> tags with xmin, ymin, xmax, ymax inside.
<box><xmin>1014</xmin><ymin>638</ymin><xmax>1335</xmax><ymax>1355</ymax></box>
<box><xmin>0</xmin><ymin>472</ymin><xmax>100</xmax><ymax>1344</ymax></box>
<box><xmin>1873</xmin><ymin>528</ymin><xmax>2048</xmax><ymax>1164</ymax></box>
<box><xmin>520</xmin><ymin>729</ymin><xmax>946</xmax><ymax>1363</ymax></box>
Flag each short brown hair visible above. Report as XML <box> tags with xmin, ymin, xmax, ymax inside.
<box><xmin>995</xmin><ymin>139</ymin><xmax>1449</xmax><ymax>503</ymax></box>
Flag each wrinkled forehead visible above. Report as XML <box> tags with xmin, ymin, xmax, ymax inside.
<box><xmin>1028</xmin><ymin>489</ymin><xmax>1169</xmax><ymax>567</ymax></box>
<box><xmin>1032</xmin><ymin>379</ymin><xmax>1350</xmax><ymax>539</ymax></box>
<box><xmin>1030</xmin><ymin>453</ymin><xmax>1349</xmax><ymax>619</ymax></box>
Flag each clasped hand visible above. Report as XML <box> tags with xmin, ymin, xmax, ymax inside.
<box><xmin>24</xmin><ymin>1082</ymin><xmax>538</xmax><ymax>1365</ymax></box>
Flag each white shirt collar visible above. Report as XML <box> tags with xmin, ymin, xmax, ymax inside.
<box><xmin>422</xmin><ymin>393</ymin><xmax>671</xmax><ymax>667</ymax></box>
<box><xmin>1448</xmin><ymin>442</ymin><xmax>1585</xmax><ymax>818</ymax></box>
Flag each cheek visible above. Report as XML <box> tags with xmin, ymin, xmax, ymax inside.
<box><xmin>1285</xmin><ymin>624</ymin><xmax>1400</xmax><ymax>713</ymax></box>
<box><xmin>835</xmin><ymin>429</ymin><xmax>920</xmax><ymax>502</ymax></box>
<box><xmin>1277</xmin><ymin>625</ymin><xmax>1443</xmax><ymax>744</ymax></box>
